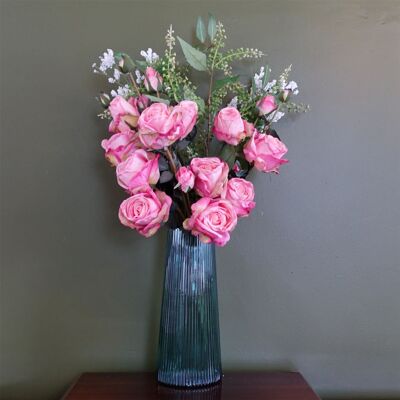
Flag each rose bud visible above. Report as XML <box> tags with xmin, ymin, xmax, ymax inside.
<box><xmin>99</xmin><ymin>92</ymin><xmax>111</xmax><ymax>108</ymax></box>
<box><xmin>175</xmin><ymin>167</ymin><xmax>195</xmax><ymax>193</ymax></box>
<box><xmin>116</xmin><ymin>53</ymin><xmax>136</xmax><ymax>73</ymax></box>
<box><xmin>144</xmin><ymin>66</ymin><xmax>163</xmax><ymax>92</ymax></box>
<box><xmin>256</xmin><ymin>95</ymin><xmax>277</xmax><ymax>116</ymax></box>
<box><xmin>279</xmin><ymin>89</ymin><xmax>291</xmax><ymax>102</ymax></box>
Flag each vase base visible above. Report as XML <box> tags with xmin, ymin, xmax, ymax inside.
<box><xmin>157</xmin><ymin>371</ymin><xmax>222</xmax><ymax>388</ymax></box>
<box><xmin>157</xmin><ymin>376</ymin><xmax>222</xmax><ymax>391</ymax></box>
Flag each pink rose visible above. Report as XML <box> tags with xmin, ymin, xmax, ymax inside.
<box><xmin>221</xmin><ymin>178</ymin><xmax>256</xmax><ymax>217</ymax></box>
<box><xmin>212</xmin><ymin>107</ymin><xmax>249</xmax><ymax>145</ymax></box>
<box><xmin>138</xmin><ymin>101</ymin><xmax>198</xmax><ymax>149</ymax></box>
<box><xmin>116</xmin><ymin>149</ymin><xmax>160</xmax><ymax>193</ymax></box>
<box><xmin>168</xmin><ymin>100</ymin><xmax>198</xmax><ymax>141</ymax></box>
<box><xmin>108</xmin><ymin>96</ymin><xmax>140</xmax><ymax>133</ymax></box>
<box><xmin>175</xmin><ymin>167</ymin><xmax>195</xmax><ymax>193</ymax></box>
<box><xmin>101</xmin><ymin>131</ymin><xmax>138</xmax><ymax>166</ymax></box>
<box><xmin>138</xmin><ymin>103</ymin><xmax>173</xmax><ymax>149</ymax></box>
<box><xmin>119</xmin><ymin>189</ymin><xmax>171</xmax><ymax>237</ymax></box>
<box><xmin>183</xmin><ymin>198</ymin><xmax>238</xmax><ymax>246</ymax></box>
<box><xmin>144</xmin><ymin>66</ymin><xmax>163</xmax><ymax>91</ymax></box>
<box><xmin>256</xmin><ymin>95</ymin><xmax>277</xmax><ymax>116</ymax></box>
<box><xmin>190</xmin><ymin>157</ymin><xmax>229</xmax><ymax>198</ymax></box>
<box><xmin>243</xmin><ymin>131</ymin><xmax>288</xmax><ymax>173</ymax></box>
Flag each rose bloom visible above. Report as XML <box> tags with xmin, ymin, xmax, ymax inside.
<box><xmin>101</xmin><ymin>131</ymin><xmax>138</xmax><ymax>166</ymax></box>
<box><xmin>190</xmin><ymin>157</ymin><xmax>229</xmax><ymax>198</ymax></box>
<box><xmin>175</xmin><ymin>167</ymin><xmax>195</xmax><ymax>193</ymax></box>
<box><xmin>183</xmin><ymin>198</ymin><xmax>238</xmax><ymax>246</ymax></box>
<box><xmin>243</xmin><ymin>131</ymin><xmax>288</xmax><ymax>173</ymax></box>
<box><xmin>138</xmin><ymin>101</ymin><xmax>197</xmax><ymax>149</ymax></box>
<box><xmin>119</xmin><ymin>189</ymin><xmax>171</xmax><ymax>237</ymax></box>
<box><xmin>221</xmin><ymin>178</ymin><xmax>256</xmax><ymax>217</ymax></box>
<box><xmin>256</xmin><ymin>95</ymin><xmax>277</xmax><ymax>116</ymax></box>
<box><xmin>168</xmin><ymin>100</ymin><xmax>197</xmax><ymax>142</ymax></box>
<box><xmin>212</xmin><ymin>107</ymin><xmax>251</xmax><ymax>145</ymax></box>
<box><xmin>116</xmin><ymin>149</ymin><xmax>160</xmax><ymax>193</ymax></box>
<box><xmin>108</xmin><ymin>96</ymin><xmax>140</xmax><ymax>133</ymax></box>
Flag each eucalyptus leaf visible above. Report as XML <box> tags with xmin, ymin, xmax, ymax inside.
<box><xmin>213</xmin><ymin>75</ymin><xmax>239</xmax><ymax>92</ymax></box>
<box><xmin>208</xmin><ymin>137</ymin><xmax>224</xmax><ymax>157</ymax></box>
<box><xmin>251</xmin><ymin>77</ymin><xmax>257</xmax><ymax>96</ymax></box>
<box><xmin>208</xmin><ymin>13</ymin><xmax>217</xmax><ymax>41</ymax></box>
<box><xmin>219</xmin><ymin>144</ymin><xmax>237</xmax><ymax>168</ymax></box>
<box><xmin>177</xmin><ymin>36</ymin><xmax>208</xmax><ymax>71</ymax></box>
<box><xmin>195</xmin><ymin>97</ymin><xmax>205</xmax><ymax>114</ymax></box>
<box><xmin>158</xmin><ymin>156</ymin><xmax>170</xmax><ymax>172</ymax></box>
<box><xmin>196</xmin><ymin>16</ymin><xmax>206</xmax><ymax>43</ymax></box>
<box><xmin>262</xmin><ymin>64</ymin><xmax>270</xmax><ymax>87</ymax></box>
<box><xmin>160</xmin><ymin>171</ymin><xmax>174</xmax><ymax>184</ymax></box>
<box><xmin>176</xmin><ymin>139</ymin><xmax>190</xmax><ymax>150</ymax></box>
<box><xmin>145</xmin><ymin>95</ymin><xmax>170</xmax><ymax>105</ymax></box>
<box><xmin>134</xmin><ymin>60</ymin><xmax>148</xmax><ymax>73</ymax></box>
<box><xmin>266</xmin><ymin>128</ymin><xmax>280</xmax><ymax>140</ymax></box>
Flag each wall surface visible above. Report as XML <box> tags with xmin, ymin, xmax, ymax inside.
<box><xmin>1</xmin><ymin>1</ymin><xmax>400</xmax><ymax>399</ymax></box>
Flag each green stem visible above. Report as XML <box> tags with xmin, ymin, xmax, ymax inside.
<box><xmin>164</xmin><ymin>148</ymin><xmax>191</xmax><ymax>217</ymax></box>
<box><xmin>206</xmin><ymin>71</ymin><xmax>214</xmax><ymax>156</ymax></box>
<box><xmin>128</xmin><ymin>72</ymin><xmax>141</xmax><ymax>97</ymax></box>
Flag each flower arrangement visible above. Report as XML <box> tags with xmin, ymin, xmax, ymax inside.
<box><xmin>94</xmin><ymin>15</ymin><xmax>309</xmax><ymax>246</ymax></box>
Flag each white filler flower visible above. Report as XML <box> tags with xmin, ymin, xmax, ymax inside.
<box><xmin>140</xmin><ymin>48</ymin><xmax>159</xmax><ymax>64</ymax></box>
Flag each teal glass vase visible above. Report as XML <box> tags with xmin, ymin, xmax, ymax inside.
<box><xmin>157</xmin><ymin>228</ymin><xmax>222</xmax><ymax>387</ymax></box>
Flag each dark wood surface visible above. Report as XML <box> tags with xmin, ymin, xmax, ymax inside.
<box><xmin>61</xmin><ymin>371</ymin><xmax>320</xmax><ymax>400</ymax></box>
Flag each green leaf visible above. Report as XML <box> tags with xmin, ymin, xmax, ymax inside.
<box><xmin>144</xmin><ymin>95</ymin><xmax>170</xmax><ymax>105</ymax></box>
<box><xmin>195</xmin><ymin>97</ymin><xmax>205</xmax><ymax>114</ymax></box>
<box><xmin>177</xmin><ymin>36</ymin><xmax>208</xmax><ymax>71</ymax></box>
<box><xmin>208</xmin><ymin>13</ymin><xmax>217</xmax><ymax>41</ymax></box>
<box><xmin>196</xmin><ymin>16</ymin><xmax>206</xmax><ymax>43</ymax></box>
<box><xmin>219</xmin><ymin>144</ymin><xmax>237</xmax><ymax>169</ymax></box>
<box><xmin>134</xmin><ymin>60</ymin><xmax>148</xmax><ymax>73</ymax></box>
<box><xmin>213</xmin><ymin>75</ymin><xmax>239</xmax><ymax>92</ymax></box>
<box><xmin>160</xmin><ymin>170</ymin><xmax>174</xmax><ymax>184</ymax></box>
<box><xmin>262</xmin><ymin>64</ymin><xmax>270</xmax><ymax>87</ymax></box>
<box><xmin>208</xmin><ymin>138</ymin><xmax>224</xmax><ymax>157</ymax></box>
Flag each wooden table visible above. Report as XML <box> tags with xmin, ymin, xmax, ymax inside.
<box><xmin>61</xmin><ymin>371</ymin><xmax>320</xmax><ymax>400</ymax></box>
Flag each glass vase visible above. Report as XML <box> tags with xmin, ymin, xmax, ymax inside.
<box><xmin>157</xmin><ymin>228</ymin><xmax>222</xmax><ymax>387</ymax></box>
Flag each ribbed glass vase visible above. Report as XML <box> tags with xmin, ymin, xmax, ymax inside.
<box><xmin>157</xmin><ymin>228</ymin><xmax>222</xmax><ymax>387</ymax></box>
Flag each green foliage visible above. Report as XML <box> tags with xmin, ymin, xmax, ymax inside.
<box><xmin>208</xmin><ymin>14</ymin><xmax>217</xmax><ymax>41</ymax></box>
<box><xmin>177</xmin><ymin>36</ymin><xmax>207</xmax><ymax>71</ymax></box>
<box><xmin>159</xmin><ymin>26</ymin><xmax>198</xmax><ymax>103</ymax></box>
<box><xmin>196</xmin><ymin>17</ymin><xmax>206</xmax><ymax>43</ymax></box>
<box><xmin>219</xmin><ymin>144</ymin><xmax>236</xmax><ymax>168</ymax></box>
<box><xmin>214</xmin><ymin>48</ymin><xmax>264</xmax><ymax>76</ymax></box>
<box><xmin>145</xmin><ymin>95</ymin><xmax>170</xmax><ymax>105</ymax></box>
<box><xmin>213</xmin><ymin>75</ymin><xmax>239</xmax><ymax>91</ymax></box>
<box><xmin>96</xmin><ymin>16</ymin><xmax>309</xmax><ymax>165</ymax></box>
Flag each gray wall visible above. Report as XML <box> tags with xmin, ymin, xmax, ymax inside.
<box><xmin>1</xmin><ymin>1</ymin><xmax>399</xmax><ymax>399</ymax></box>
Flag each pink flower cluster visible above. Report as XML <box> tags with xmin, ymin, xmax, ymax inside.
<box><xmin>176</xmin><ymin>157</ymin><xmax>255</xmax><ymax>246</ymax></box>
<box><xmin>101</xmin><ymin>95</ymin><xmax>199</xmax><ymax>238</ymax></box>
<box><xmin>101</xmin><ymin>93</ymin><xmax>289</xmax><ymax>245</ymax></box>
